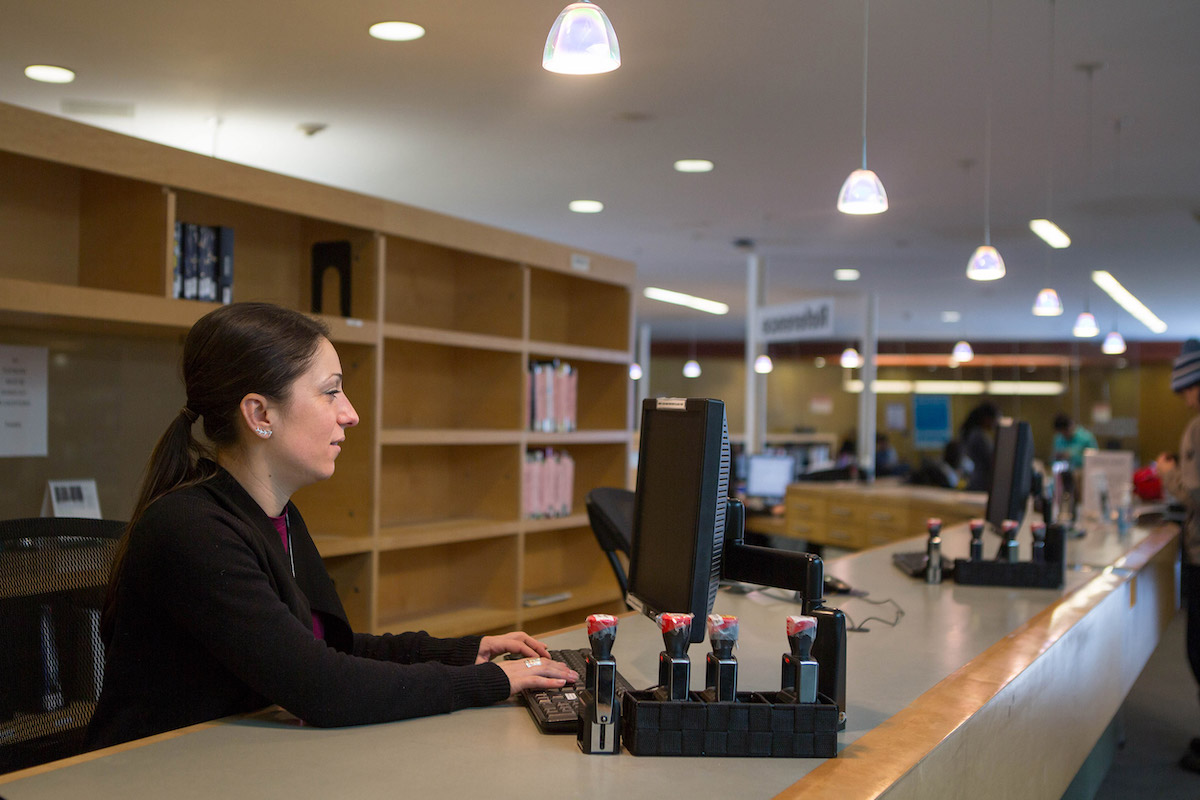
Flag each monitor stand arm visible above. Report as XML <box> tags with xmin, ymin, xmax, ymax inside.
<box><xmin>720</xmin><ymin>499</ymin><xmax>848</xmax><ymax>719</ymax></box>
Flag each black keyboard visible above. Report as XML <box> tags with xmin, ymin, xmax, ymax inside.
<box><xmin>519</xmin><ymin>648</ymin><xmax>636</xmax><ymax>734</ymax></box>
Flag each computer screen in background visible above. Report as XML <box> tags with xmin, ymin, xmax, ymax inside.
<box><xmin>985</xmin><ymin>419</ymin><xmax>1035</xmax><ymax>533</ymax></box>
<box><xmin>745</xmin><ymin>454</ymin><xmax>797</xmax><ymax>504</ymax></box>
<box><xmin>626</xmin><ymin>397</ymin><xmax>730</xmax><ymax>644</ymax></box>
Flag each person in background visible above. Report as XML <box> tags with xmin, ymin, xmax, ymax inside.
<box><xmin>1156</xmin><ymin>339</ymin><xmax>1200</xmax><ymax>773</ymax></box>
<box><xmin>961</xmin><ymin>402</ymin><xmax>1000</xmax><ymax>491</ymax></box>
<box><xmin>874</xmin><ymin>432</ymin><xmax>901</xmax><ymax>477</ymax></box>
<box><xmin>86</xmin><ymin>303</ymin><xmax>576</xmax><ymax>751</ymax></box>
<box><xmin>1051</xmin><ymin>413</ymin><xmax>1099</xmax><ymax>471</ymax></box>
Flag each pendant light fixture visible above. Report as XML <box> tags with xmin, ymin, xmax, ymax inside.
<box><xmin>1030</xmin><ymin>0</ymin><xmax>1067</xmax><ymax>314</ymax></box>
<box><xmin>682</xmin><ymin>359</ymin><xmax>702</xmax><ymax>378</ymax></box>
<box><xmin>1101</xmin><ymin>330</ymin><xmax>1126</xmax><ymax>355</ymax></box>
<box><xmin>628</xmin><ymin>362</ymin><xmax>643</xmax><ymax>380</ymax></box>
<box><xmin>967</xmin><ymin>0</ymin><xmax>1005</xmax><ymax>281</ymax></box>
<box><xmin>952</xmin><ymin>340</ymin><xmax>975</xmax><ymax>363</ymax></box>
<box><xmin>1072</xmin><ymin>310</ymin><xmax>1099</xmax><ymax>338</ymax></box>
<box><xmin>543</xmin><ymin>1</ymin><xmax>621</xmax><ymax>75</ymax></box>
<box><xmin>840</xmin><ymin>347</ymin><xmax>862</xmax><ymax>369</ymax></box>
<box><xmin>753</xmin><ymin>354</ymin><xmax>774</xmax><ymax>374</ymax></box>
<box><xmin>1032</xmin><ymin>287</ymin><xmax>1064</xmax><ymax>316</ymax></box>
<box><xmin>837</xmin><ymin>0</ymin><xmax>888</xmax><ymax>215</ymax></box>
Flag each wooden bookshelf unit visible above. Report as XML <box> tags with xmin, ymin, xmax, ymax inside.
<box><xmin>0</xmin><ymin>101</ymin><xmax>634</xmax><ymax>637</ymax></box>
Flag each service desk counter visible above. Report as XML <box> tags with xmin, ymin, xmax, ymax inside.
<box><xmin>0</xmin><ymin>520</ymin><xmax>1179</xmax><ymax>800</ymax></box>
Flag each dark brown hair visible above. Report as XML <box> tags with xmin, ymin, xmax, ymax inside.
<box><xmin>102</xmin><ymin>302</ymin><xmax>329</xmax><ymax>639</ymax></box>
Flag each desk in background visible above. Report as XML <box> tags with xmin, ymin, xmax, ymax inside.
<box><xmin>0</xmin><ymin>520</ymin><xmax>1178</xmax><ymax>800</ymax></box>
<box><xmin>784</xmin><ymin>480</ymin><xmax>987</xmax><ymax>550</ymax></box>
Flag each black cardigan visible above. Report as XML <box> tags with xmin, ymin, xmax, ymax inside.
<box><xmin>85</xmin><ymin>466</ymin><xmax>509</xmax><ymax>750</ymax></box>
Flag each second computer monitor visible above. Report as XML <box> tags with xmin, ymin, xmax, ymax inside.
<box><xmin>745</xmin><ymin>453</ymin><xmax>796</xmax><ymax>504</ymax></box>
<box><xmin>985</xmin><ymin>418</ymin><xmax>1035</xmax><ymax>531</ymax></box>
<box><xmin>626</xmin><ymin>397</ymin><xmax>731</xmax><ymax>644</ymax></box>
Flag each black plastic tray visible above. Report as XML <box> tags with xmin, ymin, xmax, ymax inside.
<box><xmin>620</xmin><ymin>689</ymin><xmax>838</xmax><ymax>758</ymax></box>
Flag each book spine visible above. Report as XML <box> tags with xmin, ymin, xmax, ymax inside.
<box><xmin>217</xmin><ymin>226</ymin><xmax>235</xmax><ymax>304</ymax></box>
<box><xmin>182</xmin><ymin>223</ymin><xmax>200</xmax><ymax>300</ymax></box>
<box><xmin>172</xmin><ymin>221</ymin><xmax>183</xmax><ymax>299</ymax></box>
<box><xmin>197</xmin><ymin>225</ymin><xmax>218</xmax><ymax>302</ymax></box>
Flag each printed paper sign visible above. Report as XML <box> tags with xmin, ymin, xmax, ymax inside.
<box><xmin>0</xmin><ymin>344</ymin><xmax>48</xmax><ymax>457</ymax></box>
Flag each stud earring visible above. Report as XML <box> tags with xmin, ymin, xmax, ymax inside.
<box><xmin>255</xmin><ymin>427</ymin><xmax>273</xmax><ymax>439</ymax></box>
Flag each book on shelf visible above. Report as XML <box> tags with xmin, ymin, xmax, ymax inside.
<box><xmin>216</xmin><ymin>226</ymin><xmax>234</xmax><ymax>304</ymax></box>
<box><xmin>528</xmin><ymin>360</ymin><xmax>577</xmax><ymax>433</ymax></box>
<box><xmin>181</xmin><ymin>223</ymin><xmax>200</xmax><ymax>300</ymax></box>
<box><xmin>197</xmin><ymin>225</ymin><xmax>218</xmax><ymax>302</ymax></box>
<box><xmin>522</xmin><ymin>448</ymin><xmax>575</xmax><ymax>519</ymax></box>
<box><xmin>172</xmin><ymin>221</ymin><xmax>183</xmax><ymax>299</ymax></box>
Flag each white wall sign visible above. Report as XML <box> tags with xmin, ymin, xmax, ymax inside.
<box><xmin>0</xmin><ymin>344</ymin><xmax>48</xmax><ymax>457</ymax></box>
<box><xmin>758</xmin><ymin>298</ymin><xmax>834</xmax><ymax>343</ymax></box>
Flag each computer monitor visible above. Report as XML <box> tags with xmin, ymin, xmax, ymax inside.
<box><xmin>626</xmin><ymin>397</ymin><xmax>730</xmax><ymax>644</ymax></box>
<box><xmin>985</xmin><ymin>418</ymin><xmax>1035</xmax><ymax>532</ymax></box>
<box><xmin>745</xmin><ymin>453</ymin><xmax>796</xmax><ymax>503</ymax></box>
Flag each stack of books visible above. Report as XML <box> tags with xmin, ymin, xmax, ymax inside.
<box><xmin>172</xmin><ymin>222</ymin><xmax>234</xmax><ymax>303</ymax></box>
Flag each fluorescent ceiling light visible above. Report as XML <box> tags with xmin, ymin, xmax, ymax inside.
<box><xmin>844</xmin><ymin>379</ymin><xmax>1063</xmax><ymax>396</ymax></box>
<box><xmin>834</xmin><ymin>269</ymin><xmax>861</xmax><ymax>281</ymax></box>
<box><xmin>369</xmin><ymin>21</ymin><xmax>426</xmax><ymax>41</ymax></box>
<box><xmin>568</xmin><ymin>199</ymin><xmax>604</xmax><ymax>213</ymax></box>
<box><xmin>1029</xmin><ymin>219</ymin><xmax>1071</xmax><ymax>248</ymax></box>
<box><xmin>1091</xmin><ymin>270</ymin><xmax>1167</xmax><ymax>334</ymax></box>
<box><xmin>25</xmin><ymin>65</ymin><xmax>75</xmax><ymax>84</ymax></box>
<box><xmin>941</xmin><ymin>311</ymin><xmax>961</xmax><ymax>323</ymax></box>
<box><xmin>642</xmin><ymin>287</ymin><xmax>729</xmax><ymax>315</ymax></box>
<box><xmin>674</xmin><ymin>159</ymin><xmax>714</xmax><ymax>173</ymax></box>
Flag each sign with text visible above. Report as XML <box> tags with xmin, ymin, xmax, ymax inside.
<box><xmin>0</xmin><ymin>344</ymin><xmax>48</xmax><ymax>457</ymax></box>
<box><xmin>758</xmin><ymin>298</ymin><xmax>834</xmax><ymax>343</ymax></box>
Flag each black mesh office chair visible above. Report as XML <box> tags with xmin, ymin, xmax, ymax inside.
<box><xmin>0</xmin><ymin>517</ymin><xmax>124</xmax><ymax>774</ymax></box>
<box><xmin>585</xmin><ymin>487</ymin><xmax>634</xmax><ymax>604</ymax></box>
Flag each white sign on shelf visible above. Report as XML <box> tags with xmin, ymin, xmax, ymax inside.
<box><xmin>0</xmin><ymin>344</ymin><xmax>48</xmax><ymax>457</ymax></box>
<box><xmin>41</xmin><ymin>479</ymin><xmax>103</xmax><ymax>519</ymax></box>
<box><xmin>758</xmin><ymin>298</ymin><xmax>834</xmax><ymax>343</ymax></box>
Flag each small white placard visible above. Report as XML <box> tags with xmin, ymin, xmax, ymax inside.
<box><xmin>570</xmin><ymin>253</ymin><xmax>591</xmax><ymax>272</ymax></box>
<box><xmin>656</xmin><ymin>397</ymin><xmax>687</xmax><ymax>411</ymax></box>
<box><xmin>0</xmin><ymin>344</ymin><xmax>48</xmax><ymax>457</ymax></box>
<box><xmin>41</xmin><ymin>479</ymin><xmax>103</xmax><ymax>519</ymax></box>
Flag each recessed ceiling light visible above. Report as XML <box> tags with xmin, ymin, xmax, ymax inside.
<box><xmin>568</xmin><ymin>200</ymin><xmax>604</xmax><ymax>214</ymax></box>
<box><xmin>941</xmin><ymin>311</ymin><xmax>961</xmax><ymax>323</ymax></box>
<box><xmin>834</xmin><ymin>269</ymin><xmax>860</xmax><ymax>281</ymax></box>
<box><xmin>673</xmin><ymin>159</ymin><xmax>714</xmax><ymax>173</ymax></box>
<box><xmin>643</xmin><ymin>287</ymin><xmax>729</xmax><ymax>315</ymax></box>
<box><xmin>25</xmin><ymin>65</ymin><xmax>75</xmax><ymax>84</ymax></box>
<box><xmin>1029</xmin><ymin>218</ymin><xmax>1071</xmax><ymax>248</ymax></box>
<box><xmin>369</xmin><ymin>21</ymin><xmax>426</xmax><ymax>41</ymax></box>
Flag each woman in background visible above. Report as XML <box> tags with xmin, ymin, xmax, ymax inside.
<box><xmin>86</xmin><ymin>303</ymin><xmax>575</xmax><ymax>750</ymax></box>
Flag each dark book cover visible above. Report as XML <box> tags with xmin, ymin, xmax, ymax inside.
<box><xmin>216</xmin><ymin>226</ymin><xmax>234</xmax><ymax>304</ymax></box>
<box><xmin>181</xmin><ymin>223</ymin><xmax>200</xmax><ymax>300</ymax></box>
<box><xmin>197</xmin><ymin>225</ymin><xmax>218</xmax><ymax>302</ymax></box>
<box><xmin>172</xmin><ymin>221</ymin><xmax>183</xmax><ymax>299</ymax></box>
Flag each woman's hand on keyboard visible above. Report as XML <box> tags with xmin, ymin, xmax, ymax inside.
<box><xmin>476</xmin><ymin>631</ymin><xmax>551</xmax><ymax>664</ymax></box>
<box><xmin>498</xmin><ymin>656</ymin><xmax>579</xmax><ymax>696</ymax></box>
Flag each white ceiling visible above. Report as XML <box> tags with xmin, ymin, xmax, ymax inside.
<box><xmin>2</xmin><ymin>0</ymin><xmax>1197</xmax><ymax>344</ymax></box>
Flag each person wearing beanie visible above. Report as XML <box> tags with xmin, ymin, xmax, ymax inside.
<box><xmin>1157</xmin><ymin>338</ymin><xmax>1200</xmax><ymax>773</ymax></box>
